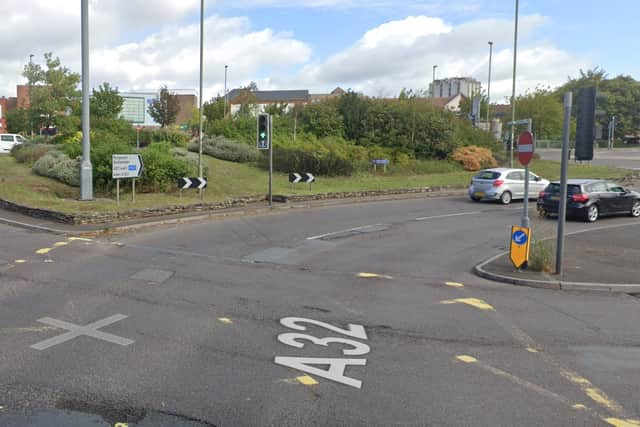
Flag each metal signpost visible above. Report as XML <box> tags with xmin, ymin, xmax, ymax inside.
<box><xmin>257</xmin><ymin>113</ymin><xmax>272</xmax><ymax>206</ymax></box>
<box><xmin>507</xmin><ymin>119</ymin><xmax>533</xmax><ymax>269</ymax></box>
<box><xmin>177</xmin><ymin>177</ymin><xmax>208</xmax><ymax>198</ymax></box>
<box><xmin>556</xmin><ymin>93</ymin><xmax>573</xmax><ymax>275</ymax></box>
<box><xmin>135</xmin><ymin>125</ymin><xmax>142</xmax><ymax>149</ymax></box>
<box><xmin>289</xmin><ymin>173</ymin><xmax>315</xmax><ymax>191</ymax></box>
<box><xmin>372</xmin><ymin>159</ymin><xmax>389</xmax><ymax>173</ymax></box>
<box><xmin>112</xmin><ymin>154</ymin><xmax>143</xmax><ymax>206</ymax></box>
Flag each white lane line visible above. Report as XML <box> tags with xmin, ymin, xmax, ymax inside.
<box><xmin>415</xmin><ymin>211</ymin><xmax>480</xmax><ymax>221</ymax></box>
<box><xmin>306</xmin><ymin>224</ymin><xmax>387</xmax><ymax>241</ymax></box>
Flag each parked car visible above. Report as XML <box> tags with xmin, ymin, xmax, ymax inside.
<box><xmin>537</xmin><ymin>179</ymin><xmax>640</xmax><ymax>222</ymax></box>
<box><xmin>0</xmin><ymin>133</ymin><xmax>27</xmax><ymax>154</ymax></box>
<box><xmin>468</xmin><ymin>168</ymin><xmax>550</xmax><ymax>204</ymax></box>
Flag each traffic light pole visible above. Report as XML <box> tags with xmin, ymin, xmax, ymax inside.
<box><xmin>269</xmin><ymin>115</ymin><xmax>273</xmax><ymax>207</ymax></box>
<box><xmin>556</xmin><ymin>92</ymin><xmax>573</xmax><ymax>276</ymax></box>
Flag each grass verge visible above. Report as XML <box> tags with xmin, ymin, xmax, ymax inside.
<box><xmin>0</xmin><ymin>154</ymin><xmax>633</xmax><ymax>215</ymax></box>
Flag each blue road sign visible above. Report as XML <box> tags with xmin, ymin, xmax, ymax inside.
<box><xmin>512</xmin><ymin>230</ymin><xmax>528</xmax><ymax>246</ymax></box>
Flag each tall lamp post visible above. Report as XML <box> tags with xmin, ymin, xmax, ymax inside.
<box><xmin>198</xmin><ymin>0</ymin><xmax>205</xmax><ymax>184</ymax></box>
<box><xmin>509</xmin><ymin>0</ymin><xmax>520</xmax><ymax>168</ymax></box>
<box><xmin>28</xmin><ymin>54</ymin><xmax>34</xmax><ymax>137</ymax></box>
<box><xmin>223</xmin><ymin>65</ymin><xmax>228</xmax><ymax>118</ymax></box>
<box><xmin>487</xmin><ymin>41</ymin><xmax>493</xmax><ymax>124</ymax></box>
<box><xmin>432</xmin><ymin>65</ymin><xmax>438</xmax><ymax>98</ymax></box>
<box><xmin>80</xmin><ymin>0</ymin><xmax>93</xmax><ymax>200</ymax></box>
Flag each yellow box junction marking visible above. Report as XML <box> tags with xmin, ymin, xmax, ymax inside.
<box><xmin>35</xmin><ymin>248</ymin><xmax>52</xmax><ymax>255</ymax></box>
<box><xmin>218</xmin><ymin>317</ymin><xmax>233</xmax><ymax>324</ymax></box>
<box><xmin>296</xmin><ymin>375</ymin><xmax>319</xmax><ymax>385</ymax></box>
<box><xmin>357</xmin><ymin>272</ymin><xmax>393</xmax><ymax>279</ymax></box>
<box><xmin>441</xmin><ymin>298</ymin><xmax>495</xmax><ymax>311</ymax></box>
<box><xmin>605</xmin><ymin>419</ymin><xmax>640</xmax><ymax>427</ymax></box>
<box><xmin>456</xmin><ymin>355</ymin><xmax>478</xmax><ymax>364</ymax></box>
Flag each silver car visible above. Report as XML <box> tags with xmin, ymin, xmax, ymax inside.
<box><xmin>468</xmin><ymin>168</ymin><xmax>550</xmax><ymax>204</ymax></box>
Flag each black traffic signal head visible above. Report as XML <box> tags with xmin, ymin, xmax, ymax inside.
<box><xmin>257</xmin><ymin>113</ymin><xmax>270</xmax><ymax>149</ymax></box>
<box><xmin>575</xmin><ymin>87</ymin><xmax>596</xmax><ymax>161</ymax></box>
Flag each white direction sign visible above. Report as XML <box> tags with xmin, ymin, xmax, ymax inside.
<box><xmin>112</xmin><ymin>154</ymin><xmax>143</xmax><ymax>179</ymax></box>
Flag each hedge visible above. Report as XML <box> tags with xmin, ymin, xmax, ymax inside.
<box><xmin>32</xmin><ymin>151</ymin><xmax>81</xmax><ymax>186</ymax></box>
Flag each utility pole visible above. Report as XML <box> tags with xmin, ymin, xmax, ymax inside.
<box><xmin>28</xmin><ymin>54</ymin><xmax>34</xmax><ymax>137</ymax></box>
<box><xmin>487</xmin><ymin>41</ymin><xmax>493</xmax><ymax>123</ymax></box>
<box><xmin>80</xmin><ymin>0</ymin><xmax>93</xmax><ymax>200</ymax></box>
<box><xmin>509</xmin><ymin>0</ymin><xmax>520</xmax><ymax>168</ymax></box>
<box><xmin>223</xmin><ymin>65</ymin><xmax>228</xmax><ymax>118</ymax></box>
<box><xmin>556</xmin><ymin>93</ymin><xmax>572</xmax><ymax>275</ymax></box>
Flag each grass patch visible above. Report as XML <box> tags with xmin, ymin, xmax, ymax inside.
<box><xmin>528</xmin><ymin>239</ymin><xmax>555</xmax><ymax>273</ymax></box>
<box><xmin>0</xmin><ymin>153</ymin><xmax>633</xmax><ymax>215</ymax></box>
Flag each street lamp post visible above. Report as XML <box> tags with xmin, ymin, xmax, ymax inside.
<box><xmin>432</xmin><ymin>65</ymin><xmax>438</xmax><ymax>98</ymax></box>
<box><xmin>28</xmin><ymin>54</ymin><xmax>34</xmax><ymax>137</ymax></box>
<box><xmin>509</xmin><ymin>0</ymin><xmax>520</xmax><ymax>168</ymax></box>
<box><xmin>198</xmin><ymin>0</ymin><xmax>205</xmax><ymax>189</ymax></box>
<box><xmin>487</xmin><ymin>41</ymin><xmax>493</xmax><ymax>124</ymax></box>
<box><xmin>223</xmin><ymin>65</ymin><xmax>228</xmax><ymax>118</ymax></box>
<box><xmin>80</xmin><ymin>0</ymin><xmax>93</xmax><ymax>200</ymax></box>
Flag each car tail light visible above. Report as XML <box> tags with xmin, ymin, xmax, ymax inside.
<box><xmin>538</xmin><ymin>191</ymin><xmax>546</xmax><ymax>199</ymax></box>
<box><xmin>492</xmin><ymin>179</ymin><xmax>504</xmax><ymax>187</ymax></box>
<box><xmin>571</xmin><ymin>193</ymin><xmax>590</xmax><ymax>203</ymax></box>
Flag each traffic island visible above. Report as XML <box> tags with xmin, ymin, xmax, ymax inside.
<box><xmin>474</xmin><ymin>222</ymin><xmax>640</xmax><ymax>293</ymax></box>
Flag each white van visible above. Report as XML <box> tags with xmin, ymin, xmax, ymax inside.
<box><xmin>0</xmin><ymin>133</ymin><xmax>27</xmax><ymax>154</ymax></box>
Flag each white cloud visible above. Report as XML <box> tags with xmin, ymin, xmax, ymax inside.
<box><xmin>295</xmin><ymin>14</ymin><xmax>589</xmax><ymax>100</ymax></box>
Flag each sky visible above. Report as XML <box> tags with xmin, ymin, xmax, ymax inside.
<box><xmin>0</xmin><ymin>0</ymin><xmax>637</xmax><ymax>104</ymax></box>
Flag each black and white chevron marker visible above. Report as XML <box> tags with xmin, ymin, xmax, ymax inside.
<box><xmin>289</xmin><ymin>173</ymin><xmax>315</xmax><ymax>184</ymax></box>
<box><xmin>177</xmin><ymin>177</ymin><xmax>208</xmax><ymax>190</ymax></box>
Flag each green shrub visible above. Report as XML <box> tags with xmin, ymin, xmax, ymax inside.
<box><xmin>529</xmin><ymin>239</ymin><xmax>554</xmax><ymax>272</ymax></box>
<box><xmin>189</xmin><ymin>136</ymin><xmax>259</xmax><ymax>163</ymax></box>
<box><xmin>139</xmin><ymin>128</ymin><xmax>190</xmax><ymax>147</ymax></box>
<box><xmin>139</xmin><ymin>143</ymin><xmax>191</xmax><ymax>192</ymax></box>
<box><xmin>32</xmin><ymin>150</ymin><xmax>81</xmax><ymax>186</ymax></box>
<box><xmin>90</xmin><ymin>139</ymin><xmax>136</xmax><ymax>192</ymax></box>
<box><xmin>11</xmin><ymin>142</ymin><xmax>56</xmax><ymax>165</ymax></box>
<box><xmin>91</xmin><ymin>117</ymin><xmax>136</xmax><ymax>143</ymax></box>
<box><xmin>171</xmin><ymin>147</ymin><xmax>209</xmax><ymax>177</ymax></box>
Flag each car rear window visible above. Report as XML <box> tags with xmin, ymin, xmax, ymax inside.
<box><xmin>546</xmin><ymin>183</ymin><xmax>581</xmax><ymax>195</ymax></box>
<box><xmin>474</xmin><ymin>171</ymin><xmax>500</xmax><ymax>180</ymax></box>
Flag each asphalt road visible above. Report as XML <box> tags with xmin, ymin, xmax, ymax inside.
<box><xmin>1</xmin><ymin>196</ymin><xmax>639</xmax><ymax>426</ymax></box>
<box><xmin>538</xmin><ymin>147</ymin><xmax>640</xmax><ymax>170</ymax></box>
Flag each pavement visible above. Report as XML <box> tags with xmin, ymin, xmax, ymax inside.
<box><xmin>1</xmin><ymin>194</ymin><xmax>640</xmax><ymax>426</ymax></box>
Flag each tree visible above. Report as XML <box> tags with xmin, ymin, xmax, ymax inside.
<box><xmin>514</xmin><ymin>88</ymin><xmax>564</xmax><ymax>140</ymax></box>
<box><xmin>203</xmin><ymin>95</ymin><xmax>225</xmax><ymax>121</ymax></box>
<box><xmin>148</xmin><ymin>86</ymin><xmax>180</xmax><ymax>127</ymax></box>
<box><xmin>91</xmin><ymin>82</ymin><xmax>123</xmax><ymax>119</ymax></box>
<box><xmin>299</xmin><ymin>100</ymin><xmax>344</xmax><ymax>138</ymax></box>
<box><xmin>22</xmin><ymin>52</ymin><xmax>81</xmax><ymax>131</ymax></box>
<box><xmin>5</xmin><ymin>109</ymin><xmax>30</xmax><ymax>134</ymax></box>
<box><xmin>338</xmin><ymin>90</ymin><xmax>368</xmax><ymax>141</ymax></box>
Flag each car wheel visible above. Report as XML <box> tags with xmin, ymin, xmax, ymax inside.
<box><xmin>586</xmin><ymin>205</ymin><xmax>599</xmax><ymax>222</ymax></box>
<box><xmin>500</xmin><ymin>191</ymin><xmax>512</xmax><ymax>205</ymax></box>
<box><xmin>631</xmin><ymin>201</ymin><xmax>640</xmax><ymax>217</ymax></box>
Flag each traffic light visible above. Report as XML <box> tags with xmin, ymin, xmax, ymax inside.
<box><xmin>575</xmin><ymin>87</ymin><xmax>596</xmax><ymax>161</ymax></box>
<box><xmin>257</xmin><ymin>113</ymin><xmax>270</xmax><ymax>150</ymax></box>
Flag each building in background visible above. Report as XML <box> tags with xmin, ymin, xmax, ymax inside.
<box><xmin>310</xmin><ymin>87</ymin><xmax>346</xmax><ymax>103</ymax></box>
<box><xmin>119</xmin><ymin>89</ymin><xmax>196</xmax><ymax>127</ymax></box>
<box><xmin>426</xmin><ymin>94</ymin><xmax>466</xmax><ymax>113</ymax></box>
<box><xmin>430</xmin><ymin>77</ymin><xmax>481</xmax><ymax>99</ymax></box>
<box><xmin>226</xmin><ymin>89</ymin><xmax>310</xmax><ymax>115</ymax></box>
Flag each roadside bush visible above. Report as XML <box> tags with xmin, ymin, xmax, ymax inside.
<box><xmin>32</xmin><ymin>150</ymin><xmax>81</xmax><ymax>187</ymax></box>
<box><xmin>171</xmin><ymin>147</ymin><xmax>209</xmax><ymax>177</ymax></box>
<box><xmin>262</xmin><ymin>137</ymin><xmax>369</xmax><ymax>176</ymax></box>
<box><xmin>451</xmin><ymin>146</ymin><xmax>497</xmax><ymax>171</ymax></box>
<box><xmin>189</xmin><ymin>136</ymin><xmax>259</xmax><ymax>163</ymax></box>
<box><xmin>90</xmin><ymin>139</ymin><xmax>136</xmax><ymax>191</ymax></box>
<box><xmin>529</xmin><ymin>239</ymin><xmax>554</xmax><ymax>272</ymax></box>
<box><xmin>139</xmin><ymin>143</ymin><xmax>191</xmax><ymax>192</ymax></box>
<box><xmin>139</xmin><ymin>128</ymin><xmax>190</xmax><ymax>147</ymax></box>
<box><xmin>11</xmin><ymin>142</ymin><xmax>56</xmax><ymax>165</ymax></box>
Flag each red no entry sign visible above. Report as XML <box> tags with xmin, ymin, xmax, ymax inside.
<box><xmin>518</xmin><ymin>131</ymin><xmax>534</xmax><ymax>166</ymax></box>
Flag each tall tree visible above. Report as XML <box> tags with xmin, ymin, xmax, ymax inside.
<box><xmin>299</xmin><ymin>100</ymin><xmax>344</xmax><ymax>138</ymax></box>
<box><xmin>338</xmin><ymin>90</ymin><xmax>368</xmax><ymax>141</ymax></box>
<box><xmin>22</xmin><ymin>52</ymin><xmax>81</xmax><ymax>131</ymax></box>
<box><xmin>515</xmin><ymin>88</ymin><xmax>564</xmax><ymax>139</ymax></box>
<box><xmin>91</xmin><ymin>82</ymin><xmax>123</xmax><ymax>119</ymax></box>
<box><xmin>148</xmin><ymin>86</ymin><xmax>180</xmax><ymax>127</ymax></box>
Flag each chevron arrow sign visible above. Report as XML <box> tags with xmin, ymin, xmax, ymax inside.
<box><xmin>177</xmin><ymin>177</ymin><xmax>207</xmax><ymax>190</ymax></box>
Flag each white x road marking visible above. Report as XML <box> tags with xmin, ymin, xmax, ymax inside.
<box><xmin>30</xmin><ymin>314</ymin><xmax>135</xmax><ymax>351</ymax></box>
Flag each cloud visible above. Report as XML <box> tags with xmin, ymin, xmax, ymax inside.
<box><xmin>295</xmin><ymin>14</ymin><xmax>589</xmax><ymax>100</ymax></box>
